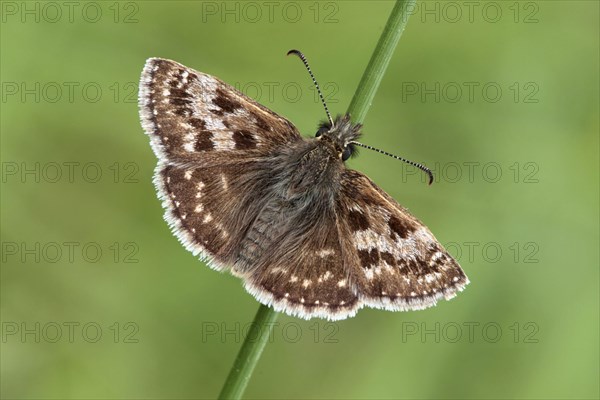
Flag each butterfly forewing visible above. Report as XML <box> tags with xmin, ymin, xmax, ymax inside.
<box><xmin>139</xmin><ymin>58</ymin><xmax>302</xmax><ymax>270</ymax></box>
<box><xmin>139</xmin><ymin>58</ymin><xmax>301</xmax><ymax>164</ymax></box>
<box><xmin>338</xmin><ymin>170</ymin><xmax>469</xmax><ymax>311</ymax></box>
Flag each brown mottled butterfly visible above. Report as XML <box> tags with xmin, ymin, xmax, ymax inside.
<box><xmin>138</xmin><ymin>50</ymin><xmax>468</xmax><ymax>320</ymax></box>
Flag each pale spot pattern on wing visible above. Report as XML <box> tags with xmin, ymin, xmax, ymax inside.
<box><xmin>221</xmin><ymin>174</ymin><xmax>229</xmax><ymax>190</ymax></box>
<box><xmin>316</xmin><ymin>248</ymin><xmax>335</xmax><ymax>258</ymax></box>
<box><xmin>195</xmin><ymin>181</ymin><xmax>205</xmax><ymax>198</ymax></box>
<box><xmin>211</xmin><ymin>131</ymin><xmax>235</xmax><ymax>151</ymax></box>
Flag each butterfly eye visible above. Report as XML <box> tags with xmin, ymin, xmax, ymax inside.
<box><xmin>315</xmin><ymin>126</ymin><xmax>329</xmax><ymax>138</ymax></box>
<box><xmin>341</xmin><ymin>146</ymin><xmax>352</xmax><ymax>161</ymax></box>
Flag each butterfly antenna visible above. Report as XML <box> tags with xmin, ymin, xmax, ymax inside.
<box><xmin>350</xmin><ymin>141</ymin><xmax>434</xmax><ymax>185</ymax></box>
<box><xmin>287</xmin><ymin>49</ymin><xmax>334</xmax><ymax>127</ymax></box>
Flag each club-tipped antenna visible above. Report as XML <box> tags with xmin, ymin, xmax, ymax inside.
<box><xmin>287</xmin><ymin>49</ymin><xmax>334</xmax><ymax>127</ymax></box>
<box><xmin>350</xmin><ymin>141</ymin><xmax>434</xmax><ymax>185</ymax></box>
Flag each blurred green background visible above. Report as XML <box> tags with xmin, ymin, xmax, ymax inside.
<box><xmin>1</xmin><ymin>1</ymin><xmax>598</xmax><ymax>399</ymax></box>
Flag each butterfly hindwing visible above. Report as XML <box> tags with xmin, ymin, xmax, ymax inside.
<box><xmin>156</xmin><ymin>162</ymin><xmax>276</xmax><ymax>270</ymax></box>
<box><xmin>243</xmin><ymin>198</ymin><xmax>361</xmax><ymax>320</ymax></box>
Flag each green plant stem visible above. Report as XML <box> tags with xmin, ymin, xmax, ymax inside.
<box><xmin>217</xmin><ymin>1</ymin><xmax>416</xmax><ymax>398</ymax></box>
<box><xmin>347</xmin><ymin>0</ymin><xmax>417</xmax><ymax>124</ymax></box>
<box><xmin>218</xmin><ymin>304</ymin><xmax>279</xmax><ymax>399</ymax></box>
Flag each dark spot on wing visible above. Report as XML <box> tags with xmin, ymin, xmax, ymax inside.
<box><xmin>380</xmin><ymin>251</ymin><xmax>397</xmax><ymax>266</ymax></box>
<box><xmin>253</xmin><ymin>114</ymin><xmax>271</xmax><ymax>131</ymax></box>
<box><xmin>170</xmin><ymin>88</ymin><xmax>192</xmax><ymax>99</ymax></box>
<box><xmin>195</xmin><ymin>131</ymin><xmax>214</xmax><ymax>151</ymax></box>
<box><xmin>405</xmin><ymin>258</ymin><xmax>428</xmax><ymax>275</ymax></box>
<box><xmin>358</xmin><ymin>249</ymin><xmax>379</xmax><ymax>269</ymax></box>
<box><xmin>347</xmin><ymin>210</ymin><xmax>370</xmax><ymax>231</ymax></box>
<box><xmin>212</xmin><ymin>89</ymin><xmax>241</xmax><ymax>113</ymax></box>
<box><xmin>170</xmin><ymin>98</ymin><xmax>193</xmax><ymax>106</ymax></box>
<box><xmin>188</xmin><ymin>118</ymin><xmax>206</xmax><ymax>129</ymax></box>
<box><xmin>233</xmin><ymin>130</ymin><xmax>257</xmax><ymax>150</ymax></box>
<box><xmin>174</xmin><ymin>107</ymin><xmax>192</xmax><ymax>117</ymax></box>
<box><xmin>388</xmin><ymin>215</ymin><xmax>416</xmax><ymax>239</ymax></box>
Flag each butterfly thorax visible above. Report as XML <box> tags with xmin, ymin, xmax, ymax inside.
<box><xmin>270</xmin><ymin>139</ymin><xmax>342</xmax><ymax>203</ymax></box>
<box><xmin>264</xmin><ymin>115</ymin><xmax>364</xmax><ymax>211</ymax></box>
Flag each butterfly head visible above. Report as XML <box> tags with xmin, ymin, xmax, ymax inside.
<box><xmin>288</xmin><ymin>49</ymin><xmax>433</xmax><ymax>184</ymax></box>
<box><xmin>315</xmin><ymin>114</ymin><xmax>362</xmax><ymax>162</ymax></box>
